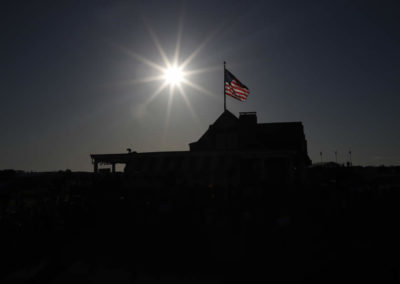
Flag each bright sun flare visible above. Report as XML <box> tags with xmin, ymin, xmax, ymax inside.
<box><xmin>116</xmin><ymin>21</ymin><xmax>219</xmax><ymax>135</ymax></box>
<box><xmin>164</xmin><ymin>66</ymin><xmax>183</xmax><ymax>85</ymax></box>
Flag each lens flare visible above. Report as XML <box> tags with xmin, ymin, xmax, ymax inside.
<box><xmin>111</xmin><ymin>15</ymin><xmax>223</xmax><ymax>136</ymax></box>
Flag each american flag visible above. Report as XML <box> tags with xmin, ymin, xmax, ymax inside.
<box><xmin>224</xmin><ymin>69</ymin><xmax>249</xmax><ymax>101</ymax></box>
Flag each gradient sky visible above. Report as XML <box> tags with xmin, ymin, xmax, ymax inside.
<box><xmin>1</xmin><ymin>0</ymin><xmax>399</xmax><ymax>171</ymax></box>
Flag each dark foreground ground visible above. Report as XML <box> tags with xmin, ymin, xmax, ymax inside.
<box><xmin>1</xmin><ymin>166</ymin><xmax>400</xmax><ymax>283</ymax></box>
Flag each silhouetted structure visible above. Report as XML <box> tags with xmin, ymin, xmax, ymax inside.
<box><xmin>91</xmin><ymin>111</ymin><xmax>311</xmax><ymax>185</ymax></box>
<box><xmin>3</xmin><ymin>131</ymin><xmax>400</xmax><ymax>282</ymax></box>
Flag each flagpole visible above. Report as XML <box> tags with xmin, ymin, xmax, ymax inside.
<box><xmin>223</xmin><ymin>61</ymin><xmax>226</xmax><ymax>112</ymax></box>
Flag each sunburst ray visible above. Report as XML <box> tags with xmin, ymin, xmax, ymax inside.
<box><xmin>181</xmin><ymin>78</ymin><xmax>214</xmax><ymax>97</ymax></box>
<box><xmin>146</xmin><ymin>25</ymin><xmax>171</xmax><ymax>68</ymax></box>
<box><xmin>177</xmin><ymin>84</ymin><xmax>198</xmax><ymax>122</ymax></box>
<box><xmin>112</xmin><ymin>42</ymin><xmax>165</xmax><ymax>72</ymax></box>
<box><xmin>162</xmin><ymin>84</ymin><xmax>175</xmax><ymax>145</ymax></box>
<box><xmin>174</xmin><ymin>7</ymin><xmax>185</xmax><ymax>66</ymax></box>
<box><xmin>180</xmin><ymin>23</ymin><xmax>224</xmax><ymax>69</ymax></box>
<box><xmin>184</xmin><ymin>65</ymin><xmax>221</xmax><ymax>76</ymax></box>
<box><xmin>143</xmin><ymin>81</ymin><xmax>169</xmax><ymax>106</ymax></box>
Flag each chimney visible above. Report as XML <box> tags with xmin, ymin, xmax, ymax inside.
<box><xmin>239</xmin><ymin>112</ymin><xmax>257</xmax><ymax>125</ymax></box>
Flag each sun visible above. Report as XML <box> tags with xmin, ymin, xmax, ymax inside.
<box><xmin>113</xmin><ymin>20</ymin><xmax>221</xmax><ymax>138</ymax></box>
<box><xmin>164</xmin><ymin>65</ymin><xmax>184</xmax><ymax>86</ymax></box>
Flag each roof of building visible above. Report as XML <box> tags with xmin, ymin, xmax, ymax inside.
<box><xmin>190</xmin><ymin>111</ymin><xmax>308</xmax><ymax>157</ymax></box>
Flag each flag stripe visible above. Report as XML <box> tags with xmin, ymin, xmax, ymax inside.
<box><xmin>225</xmin><ymin>86</ymin><xmax>247</xmax><ymax>97</ymax></box>
<box><xmin>232</xmin><ymin>84</ymin><xmax>249</xmax><ymax>94</ymax></box>
<box><xmin>225</xmin><ymin>83</ymin><xmax>248</xmax><ymax>95</ymax></box>
<box><xmin>225</xmin><ymin>85</ymin><xmax>247</xmax><ymax>99</ymax></box>
<box><xmin>232</xmin><ymin>88</ymin><xmax>248</xmax><ymax>95</ymax></box>
<box><xmin>225</xmin><ymin>92</ymin><xmax>247</xmax><ymax>100</ymax></box>
<box><xmin>231</xmin><ymin>85</ymin><xmax>249</xmax><ymax>94</ymax></box>
<box><xmin>226</xmin><ymin>92</ymin><xmax>247</xmax><ymax>99</ymax></box>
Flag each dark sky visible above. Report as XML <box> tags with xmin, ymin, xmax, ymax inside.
<box><xmin>1</xmin><ymin>0</ymin><xmax>400</xmax><ymax>171</ymax></box>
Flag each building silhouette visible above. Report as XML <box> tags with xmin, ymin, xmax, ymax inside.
<box><xmin>90</xmin><ymin>111</ymin><xmax>311</xmax><ymax>186</ymax></box>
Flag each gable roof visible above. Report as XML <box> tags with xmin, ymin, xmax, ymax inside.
<box><xmin>212</xmin><ymin>110</ymin><xmax>238</xmax><ymax>128</ymax></box>
<box><xmin>190</xmin><ymin>111</ymin><xmax>309</xmax><ymax>158</ymax></box>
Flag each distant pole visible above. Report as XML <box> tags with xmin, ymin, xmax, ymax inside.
<box><xmin>349</xmin><ymin>150</ymin><xmax>352</xmax><ymax>165</ymax></box>
<box><xmin>320</xmin><ymin>152</ymin><xmax>323</xmax><ymax>163</ymax></box>
<box><xmin>334</xmin><ymin>151</ymin><xmax>338</xmax><ymax>163</ymax></box>
<box><xmin>223</xmin><ymin>61</ymin><xmax>226</xmax><ymax>112</ymax></box>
